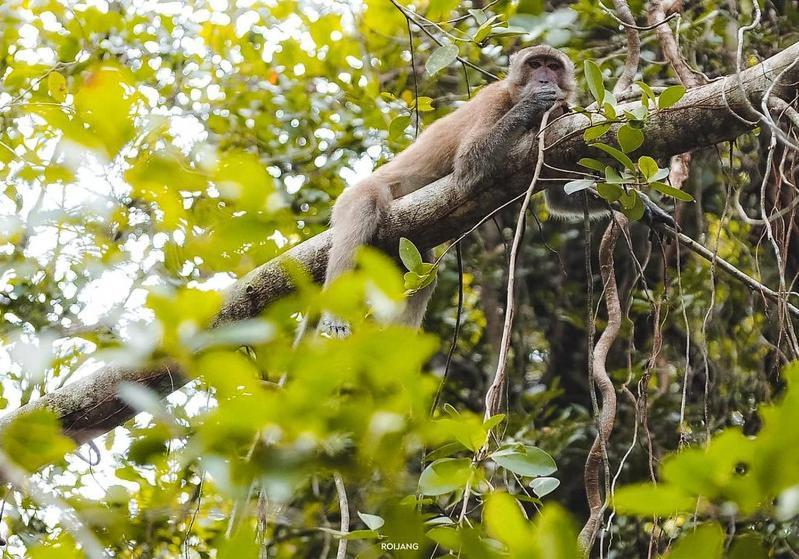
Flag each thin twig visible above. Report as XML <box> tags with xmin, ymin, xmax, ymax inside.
<box><xmin>333</xmin><ymin>471</ymin><xmax>349</xmax><ymax>559</ymax></box>
<box><xmin>389</xmin><ymin>0</ymin><xmax>499</xmax><ymax>81</ymax></box>
<box><xmin>675</xmin><ymin>223</ymin><xmax>693</xmax><ymax>448</ymax></box>
<box><xmin>648</xmin><ymin>0</ymin><xmax>705</xmax><ymax>191</ymax></box>
<box><xmin>648</xmin><ymin>0</ymin><xmax>707</xmax><ymax>86</ymax></box>
<box><xmin>668</xmin><ymin>227</ymin><xmax>799</xmax><ymax>317</ymax></box>
<box><xmin>610</xmin><ymin>0</ymin><xmax>641</xmax><ymax>94</ymax></box>
<box><xmin>431</xmin><ymin>242</ymin><xmax>464</xmax><ymax>415</ymax></box>
<box><xmin>406</xmin><ymin>16</ymin><xmax>420</xmax><ymax>138</ymax></box>
<box><xmin>483</xmin><ymin>106</ymin><xmax>556</xmax><ymax>421</ymax></box>
<box><xmin>600</xmin><ymin>1</ymin><xmax>678</xmax><ymax>31</ymax></box>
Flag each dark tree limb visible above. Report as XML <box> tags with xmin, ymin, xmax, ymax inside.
<box><xmin>2</xmin><ymin>42</ymin><xmax>799</xmax><ymax>449</ymax></box>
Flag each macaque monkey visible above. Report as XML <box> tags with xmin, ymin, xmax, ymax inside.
<box><xmin>318</xmin><ymin>45</ymin><xmax>577</xmax><ymax>337</ymax></box>
<box><xmin>319</xmin><ymin>45</ymin><xmax>672</xmax><ymax>337</ymax></box>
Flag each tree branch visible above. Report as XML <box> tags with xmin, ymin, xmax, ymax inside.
<box><xmin>2</xmin><ymin>42</ymin><xmax>799</xmax><ymax>451</ymax></box>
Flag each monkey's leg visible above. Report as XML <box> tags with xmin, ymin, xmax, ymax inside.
<box><xmin>320</xmin><ymin>180</ymin><xmax>393</xmax><ymax>338</ymax></box>
<box><xmin>401</xmin><ymin>281</ymin><xmax>437</xmax><ymax>328</ymax></box>
<box><xmin>400</xmin><ymin>251</ymin><xmax>438</xmax><ymax>327</ymax></box>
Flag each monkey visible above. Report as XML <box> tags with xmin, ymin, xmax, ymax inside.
<box><xmin>318</xmin><ymin>45</ymin><xmax>671</xmax><ymax>338</ymax></box>
<box><xmin>317</xmin><ymin>45</ymin><xmax>576</xmax><ymax>338</ymax></box>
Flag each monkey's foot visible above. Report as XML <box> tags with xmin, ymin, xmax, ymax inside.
<box><xmin>318</xmin><ymin>313</ymin><xmax>352</xmax><ymax>338</ymax></box>
<box><xmin>641</xmin><ymin>196</ymin><xmax>678</xmax><ymax>231</ymax></box>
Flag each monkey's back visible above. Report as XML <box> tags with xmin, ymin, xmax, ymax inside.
<box><xmin>373</xmin><ymin>81</ymin><xmax>513</xmax><ymax>198</ymax></box>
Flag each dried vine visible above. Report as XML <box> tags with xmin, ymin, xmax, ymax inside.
<box><xmin>579</xmin><ymin>214</ymin><xmax>627</xmax><ymax>551</ymax></box>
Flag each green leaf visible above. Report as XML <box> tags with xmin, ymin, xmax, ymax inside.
<box><xmin>417</xmin><ymin>262</ymin><xmax>436</xmax><ymax>275</ymax></box>
<box><xmin>658</xmin><ymin>84</ymin><xmax>686</xmax><ymax>109</ymax></box>
<box><xmin>399</xmin><ymin>237</ymin><xmax>423</xmax><ymax>271</ymax></box>
<box><xmin>483</xmin><ymin>413</ymin><xmax>506</xmax><ymax>431</ymax></box>
<box><xmin>651</xmin><ymin>181</ymin><xmax>694</xmax><ymax>201</ymax></box>
<box><xmin>473</xmin><ymin>21</ymin><xmax>493</xmax><ymax>43</ymax></box>
<box><xmin>619</xmin><ymin>190</ymin><xmax>645</xmax><ymax>220</ymax></box>
<box><xmin>427</xmin><ymin>526</ymin><xmax>461</xmax><ymax>549</ymax></box>
<box><xmin>617</xmin><ymin>124</ymin><xmax>644</xmax><ymax>153</ymax></box>
<box><xmin>389</xmin><ymin>115</ymin><xmax>411</xmax><ymax>139</ymax></box>
<box><xmin>404</xmin><ymin>271</ymin><xmax>422</xmax><ymax>290</ymax></box>
<box><xmin>1</xmin><ymin>409</ymin><xmax>75</xmax><ymax>471</ymax></box>
<box><xmin>468</xmin><ymin>8</ymin><xmax>487</xmax><ymax>24</ymax></box>
<box><xmin>728</xmin><ymin>534</ymin><xmax>768</xmax><ymax>559</ymax></box>
<box><xmin>418</xmin><ymin>458</ymin><xmax>473</xmax><ymax>496</ymax></box>
<box><xmin>218</xmin><ymin>524</ymin><xmax>259</xmax><ymax>558</ymax></box>
<box><xmin>405</xmin><ymin>261</ymin><xmax>437</xmax><ymax>292</ymax></box>
<box><xmin>426</xmin><ymin>516</ymin><xmax>455</xmax><ymax>526</ymax></box>
<box><xmin>591</xmin><ymin>142</ymin><xmax>635</xmax><ymax>170</ymax></box>
<box><xmin>436</xmin><ymin>416</ymin><xmax>491</xmax><ymax>452</ymax></box>
<box><xmin>426</xmin><ymin>0</ymin><xmax>460</xmax><ymax>19</ymax></box>
<box><xmin>484</xmin><ymin>493</ymin><xmax>532</xmax><ymax>553</ymax></box>
<box><xmin>530</xmin><ymin>476</ymin><xmax>560</xmax><ymax>497</ymax></box>
<box><xmin>529</xmin><ymin>503</ymin><xmax>580</xmax><ymax>558</ymax></box>
<box><xmin>626</xmin><ymin>105</ymin><xmax>648</xmax><ymax>121</ymax></box>
<box><xmin>652</xmin><ymin>167</ymin><xmax>670</xmax><ymax>181</ymax></box>
<box><xmin>584</xmin><ymin>60</ymin><xmax>604</xmax><ymax>106</ymax></box>
<box><xmin>357</xmin><ymin>511</ymin><xmax>384</xmax><ymax>531</ymax></box>
<box><xmin>604</xmin><ymin>166</ymin><xmax>624</xmax><ymax>184</ymax></box>
<box><xmin>583</xmin><ymin>122</ymin><xmax>611</xmax><ymax>142</ymax></box>
<box><xmin>614</xmin><ymin>483</ymin><xmax>697</xmax><ymax>516</ymax></box>
<box><xmin>666</xmin><ymin>523</ymin><xmax>724</xmax><ymax>559</ymax></box>
<box><xmin>47</xmin><ymin>71</ymin><xmax>67</xmax><ymax>102</ymax></box>
<box><xmin>637</xmin><ymin>156</ymin><xmax>658</xmax><ymax>180</ymax></box>
<box><xmin>426</xmin><ymin>44</ymin><xmax>459</xmax><ymax>75</ymax></box>
<box><xmin>73</xmin><ymin>65</ymin><xmax>135</xmax><ymax>156</ymax></box>
<box><xmin>424</xmin><ymin>442</ymin><xmax>463</xmax><ymax>462</ymax></box>
<box><xmin>490</xmin><ymin>26</ymin><xmax>528</xmax><ymax>37</ymax></box>
<box><xmin>602</xmin><ymin>102</ymin><xmax>617</xmax><ymax>120</ymax></box>
<box><xmin>563</xmin><ymin>179</ymin><xmax>595</xmax><ymax>195</ymax></box>
<box><xmin>619</xmin><ymin>189</ymin><xmax>637</xmax><ymax>209</ymax></box>
<box><xmin>490</xmin><ymin>444</ymin><xmax>557</xmax><ymax>477</ymax></box>
<box><xmin>635</xmin><ymin>80</ymin><xmax>655</xmax><ymax>107</ymax></box>
<box><xmin>578</xmin><ymin>158</ymin><xmax>605</xmax><ymax>173</ymax></box>
<box><xmin>412</xmin><ymin>96</ymin><xmax>434</xmax><ymax>112</ymax></box>
<box><xmin>597</xmin><ymin>182</ymin><xmax>623</xmax><ymax>202</ymax></box>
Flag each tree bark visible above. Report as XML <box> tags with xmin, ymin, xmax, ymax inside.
<box><xmin>2</xmin><ymin>41</ymin><xmax>798</xmax><ymax>448</ymax></box>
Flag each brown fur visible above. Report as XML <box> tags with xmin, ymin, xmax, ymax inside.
<box><xmin>320</xmin><ymin>46</ymin><xmax>575</xmax><ymax>337</ymax></box>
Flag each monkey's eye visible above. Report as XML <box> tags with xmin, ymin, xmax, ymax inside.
<box><xmin>548</xmin><ymin>63</ymin><xmax>563</xmax><ymax>71</ymax></box>
<box><xmin>529</xmin><ymin>59</ymin><xmax>542</xmax><ymax>69</ymax></box>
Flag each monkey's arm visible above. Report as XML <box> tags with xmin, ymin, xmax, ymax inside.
<box><xmin>453</xmin><ymin>91</ymin><xmax>558</xmax><ymax>188</ymax></box>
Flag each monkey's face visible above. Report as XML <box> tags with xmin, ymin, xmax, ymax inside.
<box><xmin>508</xmin><ymin>46</ymin><xmax>576</xmax><ymax>105</ymax></box>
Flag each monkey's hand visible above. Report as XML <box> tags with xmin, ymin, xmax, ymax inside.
<box><xmin>517</xmin><ymin>87</ymin><xmax>559</xmax><ymax>128</ymax></box>
<box><xmin>522</xmin><ymin>87</ymin><xmax>560</xmax><ymax>112</ymax></box>
<box><xmin>318</xmin><ymin>312</ymin><xmax>352</xmax><ymax>339</ymax></box>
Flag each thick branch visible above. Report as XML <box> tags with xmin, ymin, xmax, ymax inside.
<box><xmin>2</xmin><ymin>42</ymin><xmax>799</xmax><ymax>448</ymax></box>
